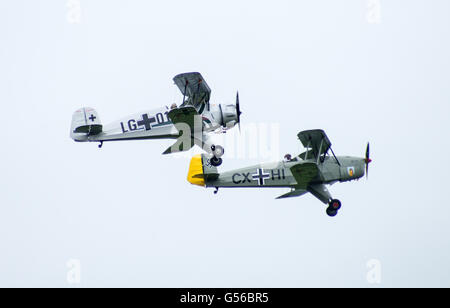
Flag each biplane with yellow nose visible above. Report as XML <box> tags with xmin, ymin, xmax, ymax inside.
<box><xmin>70</xmin><ymin>72</ymin><xmax>242</xmax><ymax>166</ymax></box>
<box><xmin>187</xmin><ymin>130</ymin><xmax>371</xmax><ymax>217</ymax></box>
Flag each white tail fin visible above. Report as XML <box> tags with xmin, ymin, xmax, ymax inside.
<box><xmin>70</xmin><ymin>107</ymin><xmax>102</xmax><ymax>141</ymax></box>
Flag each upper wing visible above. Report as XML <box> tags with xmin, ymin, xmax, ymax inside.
<box><xmin>297</xmin><ymin>129</ymin><xmax>332</xmax><ymax>160</ymax></box>
<box><xmin>173</xmin><ymin>72</ymin><xmax>211</xmax><ymax>106</ymax></box>
<box><xmin>290</xmin><ymin>162</ymin><xmax>320</xmax><ymax>188</ymax></box>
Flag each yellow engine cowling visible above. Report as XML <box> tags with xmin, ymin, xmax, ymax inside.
<box><xmin>187</xmin><ymin>154</ymin><xmax>205</xmax><ymax>186</ymax></box>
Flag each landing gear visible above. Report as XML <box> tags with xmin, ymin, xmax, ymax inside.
<box><xmin>214</xmin><ymin>187</ymin><xmax>219</xmax><ymax>194</ymax></box>
<box><xmin>326</xmin><ymin>207</ymin><xmax>338</xmax><ymax>217</ymax></box>
<box><xmin>98</xmin><ymin>141</ymin><xmax>103</xmax><ymax>148</ymax></box>
<box><xmin>330</xmin><ymin>199</ymin><xmax>341</xmax><ymax>210</ymax></box>
<box><xmin>211</xmin><ymin>145</ymin><xmax>224</xmax><ymax>158</ymax></box>
<box><xmin>210</xmin><ymin>145</ymin><xmax>224</xmax><ymax>166</ymax></box>
<box><xmin>326</xmin><ymin>199</ymin><xmax>341</xmax><ymax>217</ymax></box>
<box><xmin>210</xmin><ymin>156</ymin><xmax>223</xmax><ymax>167</ymax></box>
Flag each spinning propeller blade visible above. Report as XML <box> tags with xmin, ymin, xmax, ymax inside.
<box><xmin>365</xmin><ymin>142</ymin><xmax>371</xmax><ymax>179</ymax></box>
<box><xmin>236</xmin><ymin>91</ymin><xmax>242</xmax><ymax>132</ymax></box>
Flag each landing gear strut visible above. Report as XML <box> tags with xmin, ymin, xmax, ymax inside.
<box><xmin>98</xmin><ymin>141</ymin><xmax>103</xmax><ymax>148</ymax></box>
<box><xmin>326</xmin><ymin>199</ymin><xmax>341</xmax><ymax>217</ymax></box>
<box><xmin>214</xmin><ymin>187</ymin><xmax>219</xmax><ymax>194</ymax></box>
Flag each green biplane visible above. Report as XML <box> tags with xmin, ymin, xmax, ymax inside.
<box><xmin>187</xmin><ymin>129</ymin><xmax>371</xmax><ymax>217</ymax></box>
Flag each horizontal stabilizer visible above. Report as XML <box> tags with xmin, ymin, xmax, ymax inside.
<box><xmin>74</xmin><ymin>125</ymin><xmax>102</xmax><ymax>135</ymax></box>
<box><xmin>192</xmin><ymin>173</ymin><xmax>219</xmax><ymax>181</ymax></box>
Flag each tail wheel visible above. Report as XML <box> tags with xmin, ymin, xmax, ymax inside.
<box><xmin>210</xmin><ymin>157</ymin><xmax>222</xmax><ymax>167</ymax></box>
<box><xmin>326</xmin><ymin>207</ymin><xmax>338</xmax><ymax>217</ymax></box>
<box><xmin>329</xmin><ymin>199</ymin><xmax>341</xmax><ymax>210</ymax></box>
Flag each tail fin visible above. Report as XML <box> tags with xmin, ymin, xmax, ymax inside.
<box><xmin>187</xmin><ymin>154</ymin><xmax>219</xmax><ymax>186</ymax></box>
<box><xmin>70</xmin><ymin>107</ymin><xmax>102</xmax><ymax>141</ymax></box>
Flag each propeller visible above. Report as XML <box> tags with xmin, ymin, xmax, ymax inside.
<box><xmin>364</xmin><ymin>142</ymin><xmax>372</xmax><ymax>179</ymax></box>
<box><xmin>236</xmin><ymin>91</ymin><xmax>242</xmax><ymax>131</ymax></box>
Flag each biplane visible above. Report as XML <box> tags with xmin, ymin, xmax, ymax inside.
<box><xmin>70</xmin><ymin>72</ymin><xmax>241</xmax><ymax>166</ymax></box>
<box><xmin>187</xmin><ymin>130</ymin><xmax>371</xmax><ymax>217</ymax></box>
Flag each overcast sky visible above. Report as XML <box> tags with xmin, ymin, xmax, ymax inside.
<box><xmin>1</xmin><ymin>0</ymin><xmax>449</xmax><ymax>287</ymax></box>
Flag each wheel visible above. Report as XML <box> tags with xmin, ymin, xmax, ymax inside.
<box><xmin>210</xmin><ymin>157</ymin><xmax>223</xmax><ymax>167</ymax></box>
<box><xmin>329</xmin><ymin>199</ymin><xmax>341</xmax><ymax>210</ymax></box>
<box><xmin>326</xmin><ymin>207</ymin><xmax>338</xmax><ymax>217</ymax></box>
<box><xmin>211</xmin><ymin>145</ymin><xmax>224</xmax><ymax>158</ymax></box>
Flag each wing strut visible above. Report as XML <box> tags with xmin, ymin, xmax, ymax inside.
<box><xmin>316</xmin><ymin>139</ymin><xmax>324</xmax><ymax>164</ymax></box>
<box><xmin>304</xmin><ymin>141</ymin><xmax>311</xmax><ymax>160</ymax></box>
<box><xmin>330</xmin><ymin>147</ymin><xmax>341</xmax><ymax>166</ymax></box>
<box><xmin>182</xmin><ymin>80</ymin><xmax>188</xmax><ymax>104</ymax></box>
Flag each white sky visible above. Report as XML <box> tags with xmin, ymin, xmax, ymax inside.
<box><xmin>0</xmin><ymin>0</ymin><xmax>449</xmax><ymax>287</ymax></box>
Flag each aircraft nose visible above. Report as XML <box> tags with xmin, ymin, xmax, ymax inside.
<box><xmin>221</xmin><ymin>104</ymin><xmax>239</xmax><ymax>128</ymax></box>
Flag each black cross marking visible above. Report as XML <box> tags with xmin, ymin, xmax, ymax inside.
<box><xmin>89</xmin><ymin>114</ymin><xmax>96</xmax><ymax>122</ymax></box>
<box><xmin>252</xmin><ymin>168</ymin><xmax>271</xmax><ymax>186</ymax></box>
<box><xmin>137</xmin><ymin>114</ymin><xmax>156</xmax><ymax>131</ymax></box>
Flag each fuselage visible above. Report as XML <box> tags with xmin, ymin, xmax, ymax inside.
<box><xmin>204</xmin><ymin>156</ymin><xmax>366</xmax><ymax>189</ymax></box>
<box><xmin>72</xmin><ymin>103</ymin><xmax>237</xmax><ymax>143</ymax></box>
